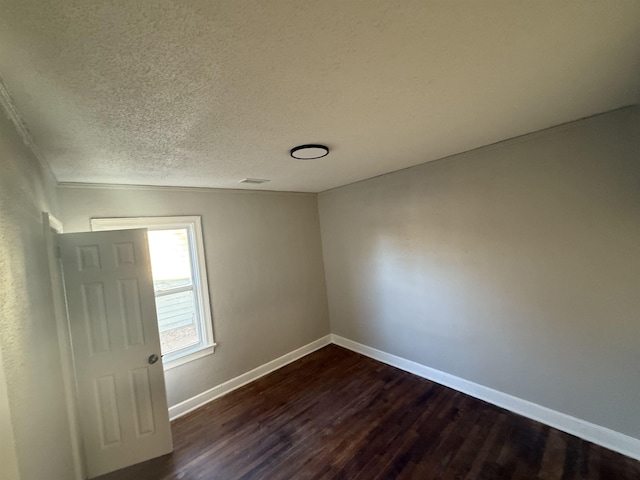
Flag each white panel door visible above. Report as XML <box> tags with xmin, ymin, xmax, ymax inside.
<box><xmin>59</xmin><ymin>229</ymin><xmax>172</xmax><ymax>478</ymax></box>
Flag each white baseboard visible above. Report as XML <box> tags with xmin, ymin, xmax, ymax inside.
<box><xmin>168</xmin><ymin>335</ymin><xmax>332</xmax><ymax>420</ymax></box>
<box><xmin>331</xmin><ymin>334</ymin><xmax>640</xmax><ymax>462</ymax></box>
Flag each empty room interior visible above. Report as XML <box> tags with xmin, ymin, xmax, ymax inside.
<box><xmin>1</xmin><ymin>1</ymin><xmax>640</xmax><ymax>479</ymax></box>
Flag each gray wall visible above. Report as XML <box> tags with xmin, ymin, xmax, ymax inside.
<box><xmin>0</xmin><ymin>108</ymin><xmax>76</xmax><ymax>478</ymax></box>
<box><xmin>318</xmin><ymin>107</ymin><xmax>640</xmax><ymax>439</ymax></box>
<box><xmin>57</xmin><ymin>185</ymin><xmax>330</xmax><ymax>407</ymax></box>
<box><xmin>0</xmin><ymin>344</ymin><xmax>20</xmax><ymax>480</ymax></box>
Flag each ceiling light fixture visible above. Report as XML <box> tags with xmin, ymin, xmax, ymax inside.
<box><xmin>290</xmin><ymin>144</ymin><xmax>330</xmax><ymax>160</ymax></box>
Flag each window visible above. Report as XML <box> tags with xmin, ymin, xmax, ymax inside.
<box><xmin>91</xmin><ymin>216</ymin><xmax>215</xmax><ymax>368</ymax></box>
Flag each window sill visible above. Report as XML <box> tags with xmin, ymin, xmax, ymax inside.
<box><xmin>162</xmin><ymin>343</ymin><xmax>216</xmax><ymax>371</ymax></box>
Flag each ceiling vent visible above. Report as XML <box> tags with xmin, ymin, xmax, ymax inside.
<box><xmin>239</xmin><ymin>178</ymin><xmax>270</xmax><ymax>184</ymax></box>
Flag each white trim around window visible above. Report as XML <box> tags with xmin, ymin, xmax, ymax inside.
<box><xmin>91</xmin><ymin>216</ymin><xmax>216</xmax><ymax>369</ymax></box>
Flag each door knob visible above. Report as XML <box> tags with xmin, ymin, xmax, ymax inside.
<box><xmin>148</xmin><ymin>354</ymin><xmax>159</xmax><ymax>365</ymax></box>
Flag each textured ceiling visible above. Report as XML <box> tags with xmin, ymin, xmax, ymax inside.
<box><xmin>0</xmin><ymin>1</ymin><xmax>639</xmax><ymax>192</ymax></box>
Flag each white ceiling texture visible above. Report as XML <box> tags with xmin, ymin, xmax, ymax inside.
<box><xmin>1</xmin><ymin>1</ymin><xmax>639</xmax><ymax>192</ymax></box>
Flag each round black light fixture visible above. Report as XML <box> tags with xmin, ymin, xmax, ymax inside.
<box><xmin>290</xmin><ymin>144</ymin><xmax>330</xmax><ymax>160</ymax></box>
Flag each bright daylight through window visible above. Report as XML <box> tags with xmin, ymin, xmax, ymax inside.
<box><xmin>91</xmin><ymin>216</ymin><xmax>215</xmax><ymax>367</ymax></box>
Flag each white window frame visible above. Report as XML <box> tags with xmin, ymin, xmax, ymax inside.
<box><xmin>91</xmin><ymin>216</ymin><xmax>215</xmax><ymax>369</ymax></box>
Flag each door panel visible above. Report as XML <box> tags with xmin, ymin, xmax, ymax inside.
<box><xmin>118</xmin><ymin>279</ymin><xmax>146</xmax><ymax>347</ymax></box>
<box><xmin>59</xmin><ymin>229</ymin><xmax>172</xmax><ymax>478</ymax></box>
<box><xmin>82</xmin><ymin>282</ymin><xmax>110</xmax><ymax>353</ymax></box>
<box><xmin>95</xmin><ymin>375</ymin><xmax>121</xmax><ymax>446</ymax></box>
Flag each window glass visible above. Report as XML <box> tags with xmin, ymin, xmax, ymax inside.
<box><xmin>147</xmin><ymin>229</ymin><xmax>192</xmax><ymax>290</ymax></box>
<box><xmin>155</xmin><ymin>290</ymin><xmax>200</xmax><ymax>354</ymax></box>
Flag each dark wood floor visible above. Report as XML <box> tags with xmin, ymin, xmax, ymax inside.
<box><xmin>97</xmin><ymin>345</ymin><xmax>640</xmax><ymax>480</ymax></box>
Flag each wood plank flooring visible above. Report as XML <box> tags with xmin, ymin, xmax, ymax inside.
<box><xmin>97</xmin><ymin>345</ymin><xmax>640</xmax><ymax>480</ymax></box>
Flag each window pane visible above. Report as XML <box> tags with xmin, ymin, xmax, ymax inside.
<box><xmin>156</xmin><ymin>290</ymin><xmax>201</xmax><ymax>354</ymax></box>
<box><xmin>147</xmin><ymin>228</ymin><xmax>193</xmax><ymax>291</ymax></box>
